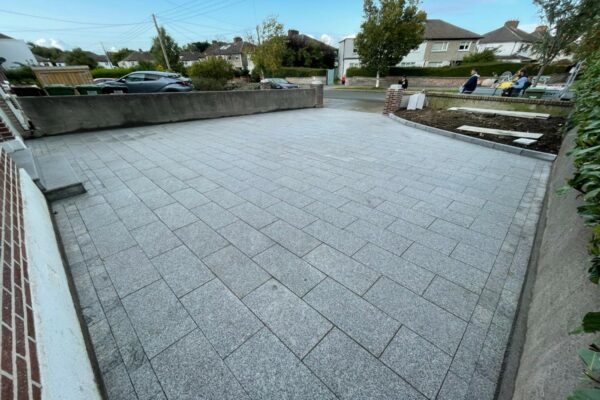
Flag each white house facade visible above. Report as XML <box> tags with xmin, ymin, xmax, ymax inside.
<box><xmin>478</xmin><ymin>20</ymin><xmax>541</xmax><ymax>62</ymax></box>
<box><xmin>338</xmin><ymin>37</ymin><xmax>360</xmax><ymax>77</ymax></box>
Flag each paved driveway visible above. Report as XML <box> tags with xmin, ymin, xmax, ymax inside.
<box><xmin>30</xmin><ymin>108</ymin><xmax>549</xmax><ymax>400</ymax></box>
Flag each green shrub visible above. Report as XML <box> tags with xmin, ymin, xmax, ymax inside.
<box><xmin>5</xmin><ymin>66</ymin><xmax>36</xmax><ymax>84</ymax></box>
<box><xmin>91</xmin><ymin>67</ymin><xmax>135</xmax><ymax>78</ymax></box>
<box><xmin>270</xmin><ymin>67</ymin><xmax>327</xmax><ymax>77</ymax></box>
<box><xmin>188</xmin><ymin>57</ymin><xmax>235</xmax><ymax>82</ymax></box>
<box><xmin>565</xmin><ymin>48</ymin><xmax>600</xmax><ymax>398</ymax></box>
<box><xmin>461</xmin><ymin>49</ymin><xmax>496</xmax><ymax>64</ymax></box>
<box><xmin>191</xmin><ymin>77</ymin><xmax>226</xmax><ymax>91</ymax></box>
<box><xmin>346</xmin><ymin>62</ymin><xmax>570</xmax><ymax>77</ymax></box>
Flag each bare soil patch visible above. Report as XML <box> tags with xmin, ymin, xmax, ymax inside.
<box><xmin>396</xmin><ymin>108</ymin><xmax>566</xmax><ymax>154</ymax></box>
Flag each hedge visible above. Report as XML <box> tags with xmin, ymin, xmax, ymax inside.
<box><xmin>91</xmin><ymin>67</ymin><xmax>137</xmax><ymax>78</ymax></box>
<box><xmin>4</xmin><ymin>66</ymin><xmax>36</xmax><ymax>83</ymax></box>
<box><xmin>346</xmin><ymin>62</ymin><xmax>571</xmax><ymax>78</ymax></box>
<box><xmin>270</xmin><ymin>67</ymin><xmax>327</xmax><ymax>77</ymax></box>
<box><xmin>565</xmin><ymin>49</ymin><xmax>600</xmax><ymax>397</ymax></box>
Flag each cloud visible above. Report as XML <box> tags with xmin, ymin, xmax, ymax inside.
<box><xmin>33</xmin><ymin>38</ymin><xmax>69</xmax><ymax>50</ymax></box>
<box><xmin>320</xmin><ymin>34</ymin><xmax>332</xmax><ymax>45</ymax></box>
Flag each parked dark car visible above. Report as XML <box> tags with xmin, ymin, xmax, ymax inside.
<box><xmin>263</xmin><ymin>78</ymin><xmax>299</xmax><ymax>89</ymax></box>
<box><xmin>99</xmin><ymin>71</ymin><xmax>192</xmax><ymax>93</ymax></box>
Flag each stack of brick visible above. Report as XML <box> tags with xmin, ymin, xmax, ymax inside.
<box><xmin>0</xmin><ymin>121</ymin><xmax>15</xmax><ymax>142</ymax></box>
<box><xmin>0</xmin><ymin>150</ymin><xmax>41</xmax><ymax>399</ymax></box>
<box><xmin>383</xmin><ymin>85</ymin><xmax>403</xmax><ymax>115</ymax></box>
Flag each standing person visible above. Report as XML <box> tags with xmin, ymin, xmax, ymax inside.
<box><xmin>398</xmin><ymin>76</ymin><xmax>408</xmax><ymax>89</ymax></box>
<box><xmin>460</xmin><ymin>68</ymin><xmax>479</xmax><ymax>94</ymax></box>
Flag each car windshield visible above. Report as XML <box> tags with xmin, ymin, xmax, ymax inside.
<box><xmin>270</xmin><ymin>78</ymin><xmax>288</xmax><ymax>84</ymax></box>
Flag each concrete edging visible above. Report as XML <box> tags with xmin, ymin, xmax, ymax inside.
<box><xmin>21</xmin><ymin>169</ymin><xmax>103</xmax><ymax>400</ymax></box>
<box><xmin>387</xmin><ymin>113</ymin><xmax>557</xmax><ymax>161</ymax></box>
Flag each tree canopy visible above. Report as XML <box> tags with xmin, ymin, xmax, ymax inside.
<box><xmin>182</xmin><ymin>41</ymin><xmax>211</xmax><ymax>53</ymax></box>
<box><xmin>65</xmin><ymin>48</ymin><xmax>98</xmax><ymax>69</ymax></box>
<box><xmin>532</xmin><ymin>0</ymin><xmax>596</xmax><ymax>83</ymax></box>
<box><xmin>28</xmin><ymin>43</ymin><xmax>63</xmax><ymax>61</ymax></box>
<box><xmin>108</xmin><ymin>48</ymin><xmax>132</xmax><ymax>64</ymax></box>
<box><xmin>461</xmin><ymin>48</ymin><xmax>497</xmax><ymax>64</ymax></box>
<box><xmin>251</xmin><ymin>16</ymin><xmax>286</xmax><ymax>78</ymax></box>
<box><xmin>354</xmin><ymin>0</ymin><xmax>426</xmax><ymax>85</ymax></box>
<box><xmin>150</xmin><ymin>26</ymin><xmax>182</xmax><ymax>71</ymax></box>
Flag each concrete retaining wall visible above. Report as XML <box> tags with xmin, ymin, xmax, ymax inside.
<box><xmin>502</xmin><ymin>130</ymin><xmax>598</xmax><ymax>399</ymax></box>
<box><xmin>18</xmin><ymin>88</ymin><xmax>321</xmax><ymax>136</ymax></box>
<box><xmin>425</xmin><ymin>92</ymin><xmax>573</xmax><ymax>117</ymax></box>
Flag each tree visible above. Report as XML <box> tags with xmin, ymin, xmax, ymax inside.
<box><xmin>28</xmin><ymin>43</ymin><xmax>63</xmax><ymax>62</ymax></box>
<box><xmin>354</xmin><ymin>0</ymin><xmax>426</xmax><ymax>87</ymax></box>
<box><xmin>461</xmin><ymin>48</ymin><xmax>497</xmax><ymax>64</ymax></box>
<box><xmin>150</xmin><ymin>26</ymin><xmax>182</xmax><ymax>71</ymax></box>
<box><xmin>251</xmin><ymin>16</ymin><xmax>286</xmax><ymax>79</ymax></box>
<box><xmin>65</xmin><ymin>48</ymin><xmax>98</xmax><ymax>69</ymax></box>
<box><xmin>182</xmin><ymin>41</ymin><xmax>211</xmax><ymax>53</ymax></box>
<box><xmin>574</xmin><ymin>13</ymin><xmax>600</xmax><ymax>61</ymax></box>
<box><xmin>531</xmin><ymin>0</ymin><xmax>596</xmax><ymax>85</ymax></box>
<box><xmin>108</xmin><ymin>48</ymin><xmax>132</xmax><ymax>64</ymax></box>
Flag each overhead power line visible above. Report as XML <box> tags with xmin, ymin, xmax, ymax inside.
<box><xmin>0</xmin><ymin>8</ymin><xmax>146</xmax><ymax>26</ymax></box>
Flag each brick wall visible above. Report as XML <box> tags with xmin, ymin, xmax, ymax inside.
<box><xmin>0</xmin><ymin>150</ymin><xmax>41</xmax><ymax>399</ymax></box>
<box><xmin>383</xmin><ymin>87</ymin><xmax>403</xmax><ymax>115</ymax></box>
<box><xmin>0</xmin><ymin>121</ymin><xmax>15</xmax><ymax>142</ymax></box>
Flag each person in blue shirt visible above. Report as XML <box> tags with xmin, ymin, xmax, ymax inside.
<box><xmin>502</xmin><ymin>69</ymin><xmax>530</xmax><ymax>96</ymax></box>
<box><xmin>460</xmin><ymin>69</ymin><xmax>479</xmax><ymax>94</ymax></box>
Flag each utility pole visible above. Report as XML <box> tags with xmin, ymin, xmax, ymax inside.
<box><xmin>100</xmin><ymin>42</ymin><xmax>114</xmax><ymax>69</ymax></box>
<box><xmin>152</xmin><ymin>14</ymin><xmax>171</xmax><ymax>71</ymax></box>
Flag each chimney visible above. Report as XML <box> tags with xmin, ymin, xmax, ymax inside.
<box><xmin>288</xmin><ymin>29</ymin><xmax>299</xmax><ymax>38</ymax></box>
<box><xmin>233</xmin><ymin>36</ymin><xmax>242</xmax><ymax>43</ymax></box>
<box><xmin>504</xmin><ymin>20</ymin><xmax>519</xmax><ymax>29</ymax></box>
<box><xmin>534</xmin><ymin>25</ymin><xmax>548</xmax><ymax>34</ymax></box>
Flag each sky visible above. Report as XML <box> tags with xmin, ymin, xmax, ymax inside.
<box><xmin>0</xmin><ymin>0</ymin><xmax>542</xmax><ymax>53</ymax></box>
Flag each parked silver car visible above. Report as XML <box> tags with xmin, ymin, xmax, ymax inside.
<box><xmin>99</xmin><ymin>71</ymin><xmax>192</xmax><ymax>93</ymax></box>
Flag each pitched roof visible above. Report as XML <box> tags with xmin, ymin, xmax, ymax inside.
<box><xmin>424</xmin><ymin>19</ymin><xmax>482</xmax><ymax>40</ymax></box>
<box><xmin>203</xmin><ymin>40</ymin><xmax>255</xmax><ymax>56</ymax></box>
<box><xmin>84</xmin><ymin>51</ymin><xmax>109</xmax><ymax>62</ymax></box>
<box><xmin>480</xmin><ymin>25</ymin><xmax>540</xmax><ymax>44</ymax></box>
<box><xmin>180</xmin><ymin>51</ymin><xmax>202</xmax><ymax>61</ymax></box>
<box><xmin>34</xmin><ymin>54</ymin><xmax>52</xmax><ymax>63</ymax></box>
<box><xmin>122</xmin><ymin>51</ymin><xmax>153</xmax><ymax>62</ymax></box>
<box><xmin>0</xmin><ymin>33</ymin><xmax>13</xmax><ymax>39</ymax></box>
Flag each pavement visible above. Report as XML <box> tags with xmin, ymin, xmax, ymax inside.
<box><xmin>324</xmin><ymin>88</ymin><xmax>385</xmax><ymax>113</ymax></box>
<box><xmin>29</xmin><ymin>108</ymin><xmax>549</xmax><ymax>400</ymax></box>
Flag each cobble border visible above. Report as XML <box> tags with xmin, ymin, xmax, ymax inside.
<box><xmin>387</xmin><ymin>114</ymin><xmax>557</xmax><ymax>162</ymax></box>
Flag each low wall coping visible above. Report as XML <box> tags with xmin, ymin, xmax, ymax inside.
<box><xmin>422</xmin><ymin>91</ymin><xmax>573</xmax><ymax>107</ymax></box>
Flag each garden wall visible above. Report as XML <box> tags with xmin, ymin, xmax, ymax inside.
<box><xmin>18</xmin><ymin>87</ymin><xmax>323</xmax><ymax>137</ymax></box>
<box><xmin>347</xmin><ymin>76</ymin><xmax>467</xmax><ymax>88</ymax></box>
<box><xmin>425</xmin><ymin>92</ymin><xmax>573</xmax><ymax>117</ymax></box>
<box><xmin>499</xmin><ymin>130</ymin><xmax>598</xmax><ymax>399</ymax></box>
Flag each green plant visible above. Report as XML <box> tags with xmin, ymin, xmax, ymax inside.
<box><xmin>461</xmin><ymin>49</ymin><xmax>496</xmax><ymax>64</ymax></box>
<box><xmin>4</xmin><ymin>66</ymin><xmax>36</xmax><ymax>84</ymax></box>
<box><xmin>346</xmin><ymin>62</ymin><xmax>570</xmax><ymax>78</ymax></box>
<box><xmin>251</xmin><ymin>16</ymin><xmax>286</xmax><ymax>78</ymax></box>
<box><xmin>188</xmin><ymin>57</ymin><xmax>235</xmax><ymax>83</ymax></box>
<box><xmin>191</xmin><ymin>77</ymin><xmax>226</xmax><ymax>91</ymax></box>
<box><xmin>65</xmin><ymin>48</ymin><xmax>98</xmax><ymax>69</ymax></box>
<box><xmin>566</xmin><ymin>49</ymin><xmax>600</xmax><ymax>399</ymax></box>
<box><xmin>354</xmin><ymin>0</ymin><xmax>426</xmax><ymax>87</ymax></box>
<box><xmin>150</xmin><ymin>26</ymin><xmax>182</xmax><ymax>71</ymax></box>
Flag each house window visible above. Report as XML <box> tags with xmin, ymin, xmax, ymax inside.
<box><xmin>400</xmin><ymin>62</ymin><xmax>416</xmax><ymax>67</ymax></box>
<box><xmin>352</xmin><ymin>48</ymin><xmax>358</xmax><ymax>54</ymax></box>
<box><xmin>431</xmin><ymin>42</ymin><xmax>449</xmax><ymax>52</ymax></box>
<box><xmin>458</xmin><ymin>41</ymin><xmax>472</xmax><ymax>51</ymax></box>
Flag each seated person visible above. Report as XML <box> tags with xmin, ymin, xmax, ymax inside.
<box><xmin>502</xmin><ymin>69</ymin><xmax>529</xmax><ymax>97</ymax></box>
<box><xmin>398</xmin><ymin>76</ymin><xmax>408</xmax><ymax>89</ymax></box>
<box><xmin>460</xmin><ymin>69</ymin><xmax>479</xmax><ymax>94</ymax></box>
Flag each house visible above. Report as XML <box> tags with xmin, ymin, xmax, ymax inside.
<box><xmin>398</xmin><ymin>19</ymin><xmax>482</xmax><ymax>67</ymax></box>
<box><xmin>0</xmin><ymin>33</ymin><xmax>37</xmax><ymax>69</ymax></box>
<box><xmin>478</xmin><ymin>20</ymin><xmax>542</xmax><ymax>62</ymax></box>
<box><xmin>180</xmin><ymin>51</ymin><xmax>202</xmax><ymax>67</ymax></box>
<box><xmin>286</xmin><ymin>29</ymin><xmax>337</xmax><ymax>69</ymax></box>
<box><xmin>338</xmin><ymin>19</ymin><xmax>482</xmax><ymax>75</ymax></box>
<box><xmin>201</xmin><ymin>37</ymin><xmax>255</xmax><ymax>71</ymax></box>
<box><xmin>117</xmin><ymin>51</ymin><xmax>154</xmax><ymax>68</ymax></box>
<box><xmin>34</xmin><ymin>54</ymin><xmax>53</xmax><ymax>67</ymax></box>
<box><xmin>338</xmin><ymin>36</ymin><xmax>360</xmax><ymax>77</ymax></box>
<box><xmin>86</xmin><ymin>52</ymin><xmax>113</xmax><ymax>69</ymax></box>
